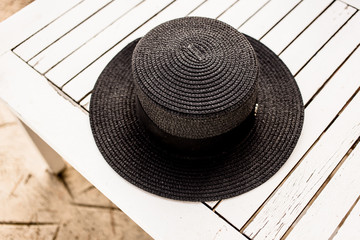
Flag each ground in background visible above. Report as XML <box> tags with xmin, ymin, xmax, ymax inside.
<box><xmin>0</xmin><ymin>1</ymin><xmax>152</xmax><ymax>239</ymax></box>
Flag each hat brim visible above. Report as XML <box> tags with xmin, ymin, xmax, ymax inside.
<box><xmin>89</xmin><ymin>36</ymin><xmax>304</xmax><ymax>201</ymax></box>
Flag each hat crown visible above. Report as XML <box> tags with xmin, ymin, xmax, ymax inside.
<box><xmin>132</xmin><ymin>17</ymin><xmax>258</xmax><ymax>139</ymax></box>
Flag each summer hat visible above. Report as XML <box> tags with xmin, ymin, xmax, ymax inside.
<box><xmin>89</xmin><ymin>17</ymin><xmax>304</xmax><ymax>201</ymax></box>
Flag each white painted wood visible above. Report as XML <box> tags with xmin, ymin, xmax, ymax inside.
<box><xmin>80</xmin><ymin>94</ymin><xmax>91</xmax><ymax>111</ymax></box>
<box><xmin>0</xmin><ymin>51</ymin><xmax>246</xmax><ymax>240</ymax></box>
<box><xmin>279</xmin><ymin>1</ymin><xmax>355</xmax><ymax>74</ymax></box>
<box><xmin>3</xmin><ymin>0</ymin><xmax>360</xmax><ymax>238</ymax></box>
<box><xmin>0</xmin><ymin>0</ymin><xmax>83</xmax><ymax>56</ymax></box>
<box><xmin>239</xmin><ymin>0</ymin><xmax>301</xmax><ymax>39</ymax></box>
<box><xmin>297</xmin><ymin>12</ymin><xmax>360</xmax><ymax>104</ymax></box>
<box><xmin>217</xmin><ymin>0</ymin><xmax>270</xmax><ymax>29</ymax></box>
<box><xmin>13</xmin><ymin>0</ymin><xmax>113</xmax><ymax>62</ymax></box>
<box><xmin>206</xmin><ymin>201</ymin><xmax>220</xmax><ymax>209</ymax></box>
<box><xmin>243</xmin><ymin>47</ymin><xmax>360</xmax><ymax>240</ymax></box>
<box><xmin>188</xmin><ymin>0</ymin><xmax>237</xmax><ymax>18</ymax></box>
<box><xmin>28</xmin><ymin>0</ymin><xmax>142</xmax><ymax>74</ymax></box>
<box><xmin>261</xmin><ymin>0</ymin><xmax>333</xmax><ymax>55</ymax></box>
<box><xmin>20</xmin><ymin>119</ymin><xmax>66</xmax><ymax>174</ymax></box>
<box><xmin>341</xmin><ymin>0</ymin><xmax>360</xmax><ymax>9</ymax></box>
<box><xmin>62</xmin><ymin>54</ymin><xmax>100</xmax><ymax>101</ymax></box>
<box><xmin>216</xmin><ymin>42</ymin><xmax>360</xmax><ymax>230</ymax></box>
<box><xmin>46</xmin><ymin>0</ymin><xmax>173</xmax><ymax>87</ymax></box>
<box><xmin>333</xmin><ymin>197</ymin><xmax>360</xmax><ymax>240</ymax></box>
<box><xmin>62</xmin><ymin>0</ymin><xmax>204</xmax><ymax>101</ymax></box>
<box><xmin>286</xmin><ymin>138</ymin><xmax>360</xmax><ymax>239</ymax></box>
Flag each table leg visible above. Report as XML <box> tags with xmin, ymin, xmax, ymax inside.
<box><xmin>20</xmin><ymin>119</ymin><xmax>66</xmax><ymax>174</ymax></box>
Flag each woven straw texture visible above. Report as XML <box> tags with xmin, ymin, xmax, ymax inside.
<box><xmin>132</xmin><ymin>18</ymin><xmax>258</xmax><ymax>139</ymax></box>
<box><xmin>90</xmin><ymin>17</ymin><xmax>304</xmax><ymax>201</ymax></box>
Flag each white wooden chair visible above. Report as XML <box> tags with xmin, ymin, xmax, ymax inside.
<box><xmin>1</xmin><ymin>0</ymin><xmax>360</xmax><ymax>239</ymax></box>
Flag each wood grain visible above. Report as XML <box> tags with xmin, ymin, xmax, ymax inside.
<box><xmin>2</xmin><ymin>0</ymin><xmax>360</xmax><ymax>238</ymax></box>
<box><xmin>243</xmin><ymin>47</ymin><xmax>360</xmax><ymax>239</ymax></box>
<box><xmin>332</xmin><ymin>196</ymin><xmax>360</xmax><ymax>240</ymax></box>
<box><xmin>286</xmin><ymin>138</ymin><xmax>360</xmax><ymax>239</ymax></box>
<box><xmin>216</xmin><ymin>38</ymin><xmax>360</xmax><ymax>230</ymax></box>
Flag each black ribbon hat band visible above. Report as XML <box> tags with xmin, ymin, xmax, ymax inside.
<box><xmin>135</xmin><ymin>96</ymin><xmax>257</xmax><ymax>154</ymax></box>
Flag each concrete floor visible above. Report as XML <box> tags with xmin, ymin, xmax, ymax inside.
<box><xmin>0</xmin><ymin>1</ymin><xmax>152</xmax><ymax>239</ymax></box>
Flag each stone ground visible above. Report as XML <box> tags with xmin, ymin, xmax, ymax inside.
<box><xmin>0</xmin><ymin>1</ymin><xmax>152</xmax><ymax>239</ymax></box>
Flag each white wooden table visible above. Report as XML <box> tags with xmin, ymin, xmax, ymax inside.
<box><xmin>1</xmin><ymin>0</ymin><xmax>360</xmax><ymax>239</ymax></box>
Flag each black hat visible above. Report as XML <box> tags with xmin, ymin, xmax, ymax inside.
<box><xmin>89</xmin><ymin>17</ymin><xmax>304</xmax><ymax>201</ymax></box>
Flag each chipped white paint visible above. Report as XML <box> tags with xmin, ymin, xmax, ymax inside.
<box><xmin>243</xmin><ymin>47</ymin><xmax>360</xmax><ymax>240</ymax></box>
<box><xmin>216</xmin><ymin>40</ymin><xmax>360</xmax><ymax>230</ymax></box>
<box><xmin>333</xmin><ymin>196</ymin><xmax>360</xmax><ymax>240</ymax></box>
<box><xmin>286</xmin><ymin>134</ymin><xmax>360</xmax><ymax>239</ymax></box>
<box><xmin>1</xmin><ymin>0</ymin><xmax>360</xmax><ymax>238</ymax></box>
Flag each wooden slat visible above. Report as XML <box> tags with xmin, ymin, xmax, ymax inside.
<box><xmin>243</xmin><ymin>46</ymin><xmax>360</xmax><ymax>240</ymax></box>
<box><xmin>238</xmin><ymin>0</ymin><xmax>301</xmax><ymax>39</ymax></box>
<box><xmin>297</xmin><ymin>12</ymin><xmax>360</xmax><ymax>104</ymax></box>
<box><xmin>217</xmin><ymin>0</ymin><xmax>269</xmax><ymax>29</ymax></box>
<box><xmin>0</xmin><ymin>0</ymin><xmax>83</xmax><ymax>55</ymax></box>
<box><xmin>215</xmin><ymin>41</ymin><xmax>360</xmax><ymax>230</ymax></box>
<box><xmin>13</xmin><ymin>0</ymin><xmax>113</xmax><ymax>61</ymax></box>
<box><xmin>80</xmin><ymin>94</ymin><xmax>91</xmax><ymax>111</ymax></box>
<box><xmin>333</xmin><ymin>196</ymin><xmax>360</xmax><ymax>240</ymax></box>
<box><xmin>279</xmin><ymin>1</ymin><xmax>355</xmax><ymax>74</ymax></box>
<box><xmin>188</xmin><ymin>0</ymin><xmax>237</xmax><ymax>18</ymax></box>
<box><xmin>285</xmin><ymin>137</ymin><xmax>360</xmax><ymax>239</ymax></box>
<box><xmin>0</xmin><ymin>51</ymin><xmax>247</xmax><ymax>240</ymax></box>
<box><xmin>61</xmin><ymin>0</ymin><xmax>205</xmax><ymax>101</ymax></box>
<box><xmin>46</xmin><ymin>0</ymin><xmax>174</xmax><ymax>87</ymax></box>
<box><xmin>28</xmin><ymin>0</ymin><xmax>142</xmax><ymax>74</ymax></box>
<box><xmin>205</xmin><ymin>201</ymin><xmax>219</xmax><ymax>209</ymax></box>
<box><xmin>261</xmin><ymin>0</ymin><xmax>332</xmax><ymax>54</ymax></box>
<box><xmin>342</xmin><ymin>0</ymin><xmax>360</xmax><ymax>9</ymax></box>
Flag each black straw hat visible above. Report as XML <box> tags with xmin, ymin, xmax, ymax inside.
<box><xmin>89</xmin><ymin>17</ymin><xmax>304</xmax><ymax>201</ymax></box>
